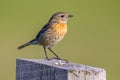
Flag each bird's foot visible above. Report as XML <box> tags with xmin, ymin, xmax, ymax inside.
<box><xmin>51</xmin><ymin>57</ymin><xmax>69</xmax><ymax>63</ymax></box>
<box><xmin>46</xmin><ymin>57</ymin><xmax>52</xmax><ymax>60</ymax></box>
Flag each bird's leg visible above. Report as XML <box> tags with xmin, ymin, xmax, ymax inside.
<box><xmin>48</xmin><ymin>48</ymin><xmax>61</xmax><ymax>59</ymax></box>
<box><xmin>48</xmin><ymin>48</ymin><xmax>69</xmax><ymax>63</ymax></box>
<box><xmin>43</xmin><ymin>46</ymin><xmax>50</xmax><ymax>60</ymax></box>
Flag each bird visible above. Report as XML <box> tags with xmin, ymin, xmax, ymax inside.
<box><xmin>18</xmin><ymin>12</ymin><xmax>73</xmax><ymax>60</ymax></box>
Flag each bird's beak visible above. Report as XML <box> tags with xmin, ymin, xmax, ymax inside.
<box><xmin>68</xmin><ymin>14</ymin><xmax>73</xmax><ymax>18</ymax></box>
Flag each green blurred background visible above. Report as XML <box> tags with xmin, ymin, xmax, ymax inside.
<box><xmin>0</xmin><ymin>0</ymin><xmax>120</xmax><ymax>80</ymax></box>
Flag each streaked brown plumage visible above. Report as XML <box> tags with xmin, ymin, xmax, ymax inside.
<box><xmin>18</xmin><ymin>12</ymin><xmax>73</xmax><ymax>59</ymax></box>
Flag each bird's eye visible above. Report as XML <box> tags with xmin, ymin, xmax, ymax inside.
<box><xmin>60</xmin><ymin>15</ymin><xmax>64</xmax><ymax>17</ymax></box>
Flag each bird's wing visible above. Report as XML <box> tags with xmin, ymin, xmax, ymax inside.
<box><xmin>35</xmin><ymin>23</ymin><xmax>50</xmax><ymax>40</ymax></box>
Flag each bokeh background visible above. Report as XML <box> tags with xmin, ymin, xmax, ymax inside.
<box><xmin>0</xmin><ymin>0</ymin><xmax>120</xmax><ymax>80</ymax></box>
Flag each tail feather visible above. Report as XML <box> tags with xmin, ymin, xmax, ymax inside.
<box><xmin>18</xmin><ymin>39</ymin><xmax>37</xmax><ymax>50</ymax></box>
<box><xmin>18</xmin><ymin>43</ymin><xmax>30</xmax><ymax>49</ymax></box>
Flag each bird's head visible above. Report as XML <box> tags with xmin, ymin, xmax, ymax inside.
<box><xmin>49</xmin><ymin>12</ymin><xmax>73</xmax><ymax>23</ymax></box>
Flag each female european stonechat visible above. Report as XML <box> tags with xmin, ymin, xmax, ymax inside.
<box><xmin>18</xmin><ymin>12</ymin><xmax>73</xmax><ymax>60</ymax></box>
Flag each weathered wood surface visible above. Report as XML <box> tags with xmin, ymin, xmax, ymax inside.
<box><xmin>16</xmin><ymin>58</ymin><xmax>106</xmax><ymax>80</ymax></box>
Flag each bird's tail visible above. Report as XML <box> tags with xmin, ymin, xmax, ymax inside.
<box><xmin>18</xmin><ymin>39</ymin><xmax>37</xmax><ymax>50</ymax></box>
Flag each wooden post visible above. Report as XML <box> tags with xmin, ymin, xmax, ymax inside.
<box><xmin>16</xmin><ymin>58</ymin><xmax>106</xmax><ymax>80</ymax></box>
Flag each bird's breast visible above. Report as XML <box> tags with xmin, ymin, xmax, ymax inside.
<box><xmin>51</xmin><ymin>22</ymin><xmax>67</xmax><ymax>37</ymax></box>
<box><xmin>40</xmin><ymin>22</ymin><xmax>67</xmax><ymax>47</ymax></box>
